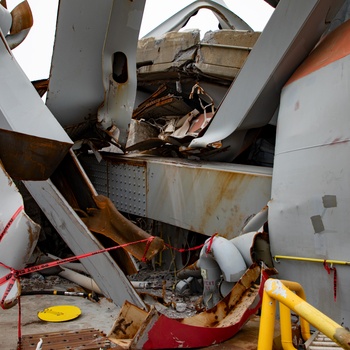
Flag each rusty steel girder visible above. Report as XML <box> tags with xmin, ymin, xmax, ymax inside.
<box><xmin>82</xmin><ymin>195</ymin><xmax>165</xmax><ymax>262</ymax></box>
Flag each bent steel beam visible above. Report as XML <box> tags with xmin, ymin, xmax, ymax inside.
<box><xmin>24</xmin><ymin>179</ymin><xmax>146</xmax><ymax>309</ymax></box>
<box><xmin>0</xmin><ymin>29</ymin><xmax>72</xmax><ymax>180</ymax></box>
<box><xmin>142</xmin><ymin>0</ymin><xmax>252</xmax><ymax>39</ymax></box>
<box><xmin>47</xmin><ymin>0</ymin><xmax>145</xmax><ymax>147</ymax></box>
<box><xmin>82</xmin><ymin>195</ymin><xmax>164</xmax><ymax>261</ymax></box>
<box><xmin>189</xmin><ymin>0</ymin><xmax>345</xmax><ymax>157</ymax></box>
<box><xmin>97</xmin><ymin>0</ymin><xmax>146</xmax><ymax>146</ymax></box>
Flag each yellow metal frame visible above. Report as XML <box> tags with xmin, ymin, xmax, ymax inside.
<box><xmin>258</xmin><ymin>279</ymin><xmax>350</xmax><ymax>350</ymax></box>
<box><xmin>274</xmin><ymin>255</ymin><xmax>350</xmax><ymax>266</ymax></box>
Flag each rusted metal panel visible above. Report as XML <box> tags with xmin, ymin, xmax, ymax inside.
<box><xmin>126</xmin><ymin>120</ymin><xmax>161</xmax><ymax>151</ymax></box>
<box><xmin>0</xmin><ymin>129</ymin><xmax>71</xmax><ymax>180</ymax></box>
<box><xmin>82</xmin><ymin>155</ymin><xmax>272</xmax><ymax>239</ymax></box>
<box><xmin>108</xmin><ymin>301</ymin><xmax>148</xmax><ymax>345</ymax></box>
<box><xmin>6</xmin><ymin>0</ymin><xmax>33</xmax><ymax>49</ymax></box>
<box><xmin>146</xmin><ymin>158</ymin><xmax>272</xmax><ymax>238</ymax></box>
<box><xmin>50</xmin><ymin>151</ymin><xmax>164</xmax><ymax>267</ymax></box>
<box><xmin>21</xmin><ymin>328</ymin><xmax>112</xmax><ymax>350</ymax></box>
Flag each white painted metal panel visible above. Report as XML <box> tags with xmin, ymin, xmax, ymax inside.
<box><xmin>269</xmin><ymin>44</ymin><xmax>350</xmax><ymax>323</ymax></box>
<box><xmin>46</xmin><ymin>0</ymin><xmax>112</xmax><ymax>127</ymax></box>
<box><xmin>147</xmin><ymin>159</ymin><xmax>272</xmax><ymax>238</ymax></box>
<box><xmin>0</xmin><ymin>31</ymin><xmax>71</xmax><ymax>144</ymax></box>
<box><xmin>47</xmin><ymin>0</ymin><xmax>145</xmax><ymax>147</ymax></box>
<box><xmin>97</xmin><ymin>0</ymin><xmax>146</xmax><ymax>145</ymax></box>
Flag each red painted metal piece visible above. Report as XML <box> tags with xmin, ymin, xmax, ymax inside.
<box><xmin>109</xmin><ymin>265</ymin><xmax>272</xmax><ymax>349</ymax></box>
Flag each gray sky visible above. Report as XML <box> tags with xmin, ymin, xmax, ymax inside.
<box><xmin>8</xmin><ymin>0</ymin><xmax>273</xmax><ymax>81</ymax></box>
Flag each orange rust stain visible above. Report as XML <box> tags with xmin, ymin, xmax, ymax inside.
<box><xmin>287</xmin><ymin>20</ymin><xmax>350</xmax><ymax>86</ymax></box>
<box><xmin>10</xmin><ymin>1</ymin><xmax>33</xmax><ymax>35</ymax></box>
<box><xmin>0</xmin><ymin>129</ymin><xmax>71</xmax><ymax>180</ymax></box>
<box><xmin>105</xmin><ymin>156</ymin><xmax>147</xmax><ymax>168</ymax></box>
<box><xmin>197</xmin><ymin>171</ymin><xmax>257</xmax><ymax>237</ymax></box>
<box><xmin>24</xmin><ymin>220</ymin><xmax>40</xmax><ymax>261</ymax></box>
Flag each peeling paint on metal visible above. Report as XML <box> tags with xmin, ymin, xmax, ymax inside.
<box><xmin>265</xmin><ymin>279</ymin><xmax>287</xmax><ymax>299</ymax></box>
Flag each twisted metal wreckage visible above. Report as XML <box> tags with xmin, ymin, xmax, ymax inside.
<box><xmin>2</xmin><ymin>0</ymin><xmax>350</xmax><ymax>348</ymax></box>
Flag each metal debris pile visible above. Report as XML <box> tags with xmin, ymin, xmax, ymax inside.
<box><xmin>128</xmin><ymin>264</ymin><xmax>203</xmax><ymax>319</ymax></box>
<box><xmin>124</xmin><ymin>29</ymin><xmax>261</xmax><ymax>160</ymax></box>
<box><xmin>126</xmin><ymin>83</ymin><xmax>216</xmax><ymax>158</ymax></box>
<box><xmin>20</xmin><ymin>253</ymin><xmax>204</xmax><ymax>320</ymax></box>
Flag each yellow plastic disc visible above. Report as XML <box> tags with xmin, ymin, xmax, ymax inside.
<box><xmin>37</xmin><ymin>305</ymin><xmax>81</xmax><ymax>322</ymax></box>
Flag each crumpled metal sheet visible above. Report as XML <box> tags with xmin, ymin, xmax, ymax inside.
<box><xmin>127</xmin><ymin>83</ymin><xmax>215</xmax><ymax>154</ymax></box>
<box><xmin>108</xmin><ymin>265</ymin><xmax>277</xmax><ymax>349</ymax></box>
<box><xmin>132</xmin><ymin>88</ymin><xmax>193</xmax><ymax>121</ymax></box>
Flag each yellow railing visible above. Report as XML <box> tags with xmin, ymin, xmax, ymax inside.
<box><xmin>274</xmin><ymin>255</ymin><xmax>350</xmax><ymax>266</ymax></box>
<box><xmin>258</xmin><ymin>279</ymin><xmax>350</xmax><ymax>350</ymax></box>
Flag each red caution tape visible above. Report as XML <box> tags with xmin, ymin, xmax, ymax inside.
<box><xmin>0</xmin><ymin>205</ymin><xmax>24</xmax><ymax>242</ymax></box>
<box><xmin>0</xmin><ymin>233</ymin><xmax>219</xmax><ymax>348</ymax></box>
<box><xmin>323</xmin><ymin>260</ymin><xmax>337</xmax><ymax>302</ymax></box>
<box><xmin>141</xmin><ymin>236</ymin><xmax>155</xmax><ymax>262</ymax></box>
<box><xmin>164</xmin><ymin>242</ymin><xmax>205</xmax><ymax>253</ymax></box>
<box><xmin>0</xmin><ymin>237</ymin><xmax>153</xmax><ymax>309</ymax></box>
<box><xmin>163</xmin><ymin>233</ymin><xmax>221</xmax><ymax>254</ymax></box>
<box><xmin>205</xmin><ymin>233</ymin><xmax>218</xmax><ymax>254</ymax></box>
<box><xmin>0</xmin><ymin>231</ymin><xmax>223</xmax><ymax>309</ymax></box>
